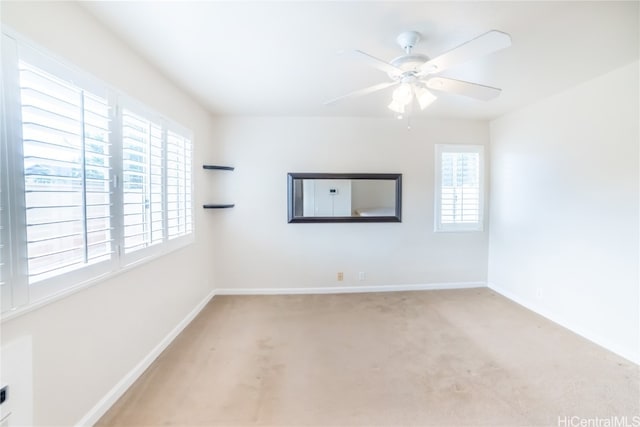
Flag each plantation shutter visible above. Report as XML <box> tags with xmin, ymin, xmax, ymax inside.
<box><xmin>19</xmin><ymin>61</ymin><xmax>112</xmax><ymax>283</ymax></box>
<box><xmin>435</xmin><ymin>144</ymin><xmax>483</xmax><ymax>232</ymax></box>
<box><xmin>166</xmin><ymin>130</ymin><xmax>192</xmax><ymax>239</ymax></box>
<box><xmin>121</xmin><ymin>109</ymin><xmax>164</xmax><ymax>253</ymax></box>
<box><xmin>440</xmin><ymin>151</ymin><xmax>480</xmax><ymax>224</ymax></box>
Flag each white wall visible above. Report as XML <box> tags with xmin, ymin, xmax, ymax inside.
<box><xmin>488</xmin><ymin>61</ymin><xmax>640</xmax><ymax>364</ymax></box>
<box><xmin>351</xmin><ymin>180</ymin><xmax>396</xmax><ymax>213</ymax></box>
<box><xmin>210</xmin><ymin>117</ymin><xmax>490</xmax><ymax>291</ymax></box>
<box><xmin>1</xmin><ymin>2</ymin><xmax>216</xmax><ymax>425</ymax></box>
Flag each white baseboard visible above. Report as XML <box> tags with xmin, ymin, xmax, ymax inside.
<box><xmin>215</xmin><ymin>281</ymin><xmax>486</xmax><ymax>295</ymax></box>
<box><xmin>75</xmin><ymin>290</ymin><xmax>216</xmax><ymax>427</ymax></box>
<box><xmin>488</xmin><ymin>282</ymin><xmax>639</xmax><ymax>366</ymax></box>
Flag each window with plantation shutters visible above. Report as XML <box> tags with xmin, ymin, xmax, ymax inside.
<box><xmin>2</xmin><ymin>30</ymin><xmax>194</xmax><ymax>314</ymax></box>
<box><xmin>119</xmin><ymin>104</ymin><xmax>193</xmax><ymax>266</ymax></box>
<box><xmin>166</xmin><ymin>130</ymin><xmax>192</xmax><ymax>239</ymax></box>
<box><xmin>122</xmin><ymin>109</ymin><xmax>164</xmax><ymax>253</ymax></box>
<box><xmin>435</xmin><ymin>145</ymin><xmax>484</xmax><ymax>232</ymax></box>
<box><xmin>19</xmin><ymin>61</ymin><xmax>113</xmax><ymax>283</ymax></box>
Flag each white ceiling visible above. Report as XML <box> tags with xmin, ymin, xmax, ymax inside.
<box><xmin>81</xmin><ymin>1</ymin><xmax>638</xmax><ymax>120</ymax></box>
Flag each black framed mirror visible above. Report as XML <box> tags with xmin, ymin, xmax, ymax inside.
<box><xmin>287</xmin><ymin>173</ymin><xmax>402</xmax><ymax>223</ymax></box>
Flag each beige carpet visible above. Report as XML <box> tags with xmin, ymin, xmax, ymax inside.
<box><xmin>97</xmin><ymin>288</ymin><xmax>640</xmax><ymax>426</ymax></box>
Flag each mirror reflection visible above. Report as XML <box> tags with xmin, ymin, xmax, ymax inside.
<box><xmin>287</xmin><ymin>173</ymin><xmax>402</xmax><ymax>223</ymax></box>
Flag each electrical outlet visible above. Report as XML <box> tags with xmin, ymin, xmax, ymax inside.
<box><xmin>337</xmin><ymin>272</ymin><xmax>344</xmax><ymax>281</ymax></box>
<box><xmin>358</xmin><ymin>272</ymin><xmax>365</xmax><ymax>281</ymax></box>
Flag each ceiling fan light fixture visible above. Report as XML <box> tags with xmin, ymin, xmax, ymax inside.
<box><xmin>326</xmin><ymin>29</ymin><xmax>512</xmax><ymax>120</ymax></box>
<box><xmin>392</xmin><ymin>83</ymin><xmax>413</xmax><ymax>105</ymax></box>
<box><xmin>414</xmin><ymin>86</ymin><xmax>437</xmax><ymax>110</ymax></box>
<box><xmin>388</xmin><ymin>99</ymin><xmax>405</xmax><ymax>114</ymax></box>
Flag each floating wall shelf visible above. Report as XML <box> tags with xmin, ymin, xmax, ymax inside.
<box><xmin>203</xmin><ymin>204</ymin><xmax>235</xmax><ymax>209</ymax></box>
<box><xmin>203</xmin><ymin>164</ymin><xmax>234</xmax><ymax>209</ymax></box>
<box><xmin>203</xmin><ymin>165</ymin><xmax>235</xmax><ymax>171</ymax></box>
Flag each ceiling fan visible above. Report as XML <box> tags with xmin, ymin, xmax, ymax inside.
<box><xmin>325</xmin><ymin>30</ymin><xmax>512</xmax><ymax>116</ymax></box>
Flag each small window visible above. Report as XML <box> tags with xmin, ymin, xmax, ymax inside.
<box><xmin>435</xmin><ymin>144</ymin><xmax>484</xmax><ymax>232</ymax></box>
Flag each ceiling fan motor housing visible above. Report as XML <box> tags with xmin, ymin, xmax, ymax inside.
<box><xmin>388</xmin><ymin>31</ymin><xmax>429</xmax><ymax>79</ymax></box>
<box><xmin>390</xmin><ymin>54</ymin><xmax>429</xmax><ymax>73</ymax></box>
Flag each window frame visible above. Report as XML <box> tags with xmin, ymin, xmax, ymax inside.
<box><xmin>1</xmin><ymin>28</ymin><xmax>195</xmax><ymax>318</ymax></box>
<box><xmin>117</xmin><ymin>96</ymin><xmax>194</xmax><ymax>268</ymax></box>
<box><xmin>0</xmin><ymin>43</ymin><xmax>14</xmax><ymax>312</ymax></box>
<box><xmin>118</xmin><ymin>97</ymin><xmax>168</xmax><ymax>267</ymax></box>
<box><xmin>3</xmin><ymin>31</ymin><xmax>31</xmax><ymax>309</ymax></box>
<box><xmin>434</xmin><ymin>144</ymin><xmax>485</xmax><ymax>233</ymax></box>
<box><xmin>16</xmin><ymin>42</ymin><xmax>118</xmax><ymax>300</ymax></box>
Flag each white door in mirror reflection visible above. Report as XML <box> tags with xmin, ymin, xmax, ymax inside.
<box><xmin>303</xmin><ymin>179</ymin><xmax>352</xmax><ymax>216</ymax></box>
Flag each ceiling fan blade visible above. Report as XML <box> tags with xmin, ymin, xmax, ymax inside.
<box><xmin>419</xmin><ymin>30</ymin><xmax>511</xmax><ymax>75</ymax></box>
<box><xmin>324</xmin><ymin>81</ymin><xmax>398</xmax><ymax>105</ymax></box>
<box><xmin>425</xmin><ymin>77</ymin><xmax>501</xmax><ymax>101</ymax></box>
<box><xmin>347</xmin><ymin>49</ymin><xmax>404</xmax><ymax>76</ymax></box>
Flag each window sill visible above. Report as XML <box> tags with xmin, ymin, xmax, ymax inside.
<box><xmin>434</xmin><ymin>225</ymin><xmax>485</xmax><ymax>233</ymax></box>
